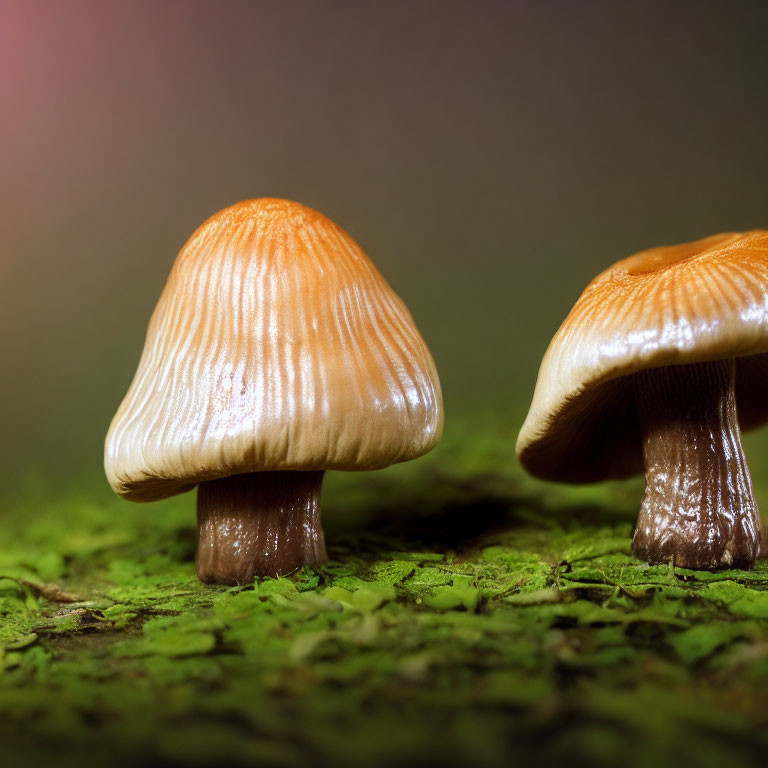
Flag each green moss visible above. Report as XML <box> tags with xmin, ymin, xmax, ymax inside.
<box><xmin>2</xmin><ymin>426</ymin><xmax>768</xmax><ymax>766</ymax></box>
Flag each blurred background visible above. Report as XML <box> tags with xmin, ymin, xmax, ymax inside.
<box><xmin>2</xmin><ymin>0</ymin><xmax>768</xmax><ymax>487</ymax></box>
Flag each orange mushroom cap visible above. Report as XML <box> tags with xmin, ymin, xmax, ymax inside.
<box><xmin>105</xmin><ymin>198</ymin><xmax>444</xmax><ymax>501</ymax></box>
<box><xmin>517</xmin><ymin>230</ymin><xmax>768</xmax><ymax>483</ymax></box>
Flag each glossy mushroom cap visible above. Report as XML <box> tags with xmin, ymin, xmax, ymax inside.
<box><xmin>105</xmin><ymin>198</ymin><xmax>444</xmax><ymax>501</ymax></box>
<box><xmin>517</xmin><ymin>230</ymin><xmax>768</xmax><ymax>482</ymax></box>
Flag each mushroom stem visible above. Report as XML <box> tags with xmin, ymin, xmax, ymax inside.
<box><xmin>633</xmin><ymin>359</ymin><xmax>763</xmax><ymax>569</ymax></box>
<box><xmin>196</xmin><ymin>471</ymin><xmax>327</xmax><ymax>585</ymax></box>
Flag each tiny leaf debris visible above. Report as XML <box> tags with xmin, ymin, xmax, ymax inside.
<box><xmin>0</xmin><ymin>575</ymin><xmax>84</xmax><ymax>604</ymax></box>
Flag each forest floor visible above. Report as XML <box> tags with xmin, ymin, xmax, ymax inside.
<box><xmin>2</xmin><ymin>425</ymin><xmax>768</xmax><ymax>767</ymax></box>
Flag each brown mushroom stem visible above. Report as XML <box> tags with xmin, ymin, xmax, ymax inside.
<box><xmin>196</xmin><ymin>471</ymin><xmax>327</xmax><ymax>585</ymax></box>
<box><xmin>633</xmin><ymin>359</ymin><xmax>763</xmax><ymax>569</ymax></box>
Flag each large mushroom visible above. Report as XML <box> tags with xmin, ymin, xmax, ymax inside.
<box><xmin>105</xmin><ymin>198</ymin><xmax>443</xmax><ymax>584</ymax></box>
<box><xmin>517</xmin><ymin>231</ymin><xmax>768</xmax><ymax>570</ymax></box>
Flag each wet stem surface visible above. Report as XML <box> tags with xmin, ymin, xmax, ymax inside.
<box><xmin>2</xmin><ymin>425</ymin><xmax>768</xmax><ymax>768</ymax></box>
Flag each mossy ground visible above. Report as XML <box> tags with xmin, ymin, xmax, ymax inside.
<box><xmin>3</xmin><ymin>424</ymin><xmax>768</xmax><ymax>767</ymax></box>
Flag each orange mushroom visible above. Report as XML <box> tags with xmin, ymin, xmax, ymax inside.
<box><xmin>517</xmin><ymin>231</ymin><xmax>768</xmax><ymax>570</ymax></box>
<box><xmin>105</xmin><ymin>199</ymin><xmax>443</xmax><ymax>584</ymax></box>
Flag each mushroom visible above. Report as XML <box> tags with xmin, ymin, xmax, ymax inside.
<box><xmin>517</xmin><ymin>231</ymin><xmax>768</xmax><ymax>570</ymax></box>
<box><xmin>105</xmin><ymin>198</ymin><xmax>443</xmax><ymax>584</ymax></box>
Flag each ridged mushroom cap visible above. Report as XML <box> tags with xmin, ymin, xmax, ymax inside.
<box><xmin>105</xmin><ymin>198</ymin><xmax>444</xmax><ymax>501</ymax></box>
<box><xmin>517</xmin><ymin>230</ymin><xmax>768</xmax><ymax>483</ymax></box>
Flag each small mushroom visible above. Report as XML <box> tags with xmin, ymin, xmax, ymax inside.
<box><xmin>517</xmin><ymin>231</ymin><xmax>768</xmax><ymax>570</ymax></box>
<box><xmin>105</xmin><ymin>198</ymin><xmax>443</xmax><ymax>584</ymax></box>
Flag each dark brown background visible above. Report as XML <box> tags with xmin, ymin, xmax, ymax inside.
<box><xmin>2</xmin><ymin>0</ymin><xmax>768</xmax><ymax>484</ymax></box>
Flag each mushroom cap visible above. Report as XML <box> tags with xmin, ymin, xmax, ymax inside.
<box><xmin>106</xmin><ymin>198</ymin><xmax>444</xmax><ymax>501</ymax></box>
<box><xmin>516</xmin><ymin>230</ymin><xmax>768</xmax><ymax>483</ymax></box>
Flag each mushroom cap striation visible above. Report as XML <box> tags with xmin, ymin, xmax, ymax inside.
<box><xmin>517</xmin><ymin>230</ymin><xmax>768</xmax><ymax>483</ymax></box>
<box><xmin>106</xmin><ymin>199</ymin><xmax>444</xmax><ymax>501</ymax></box>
